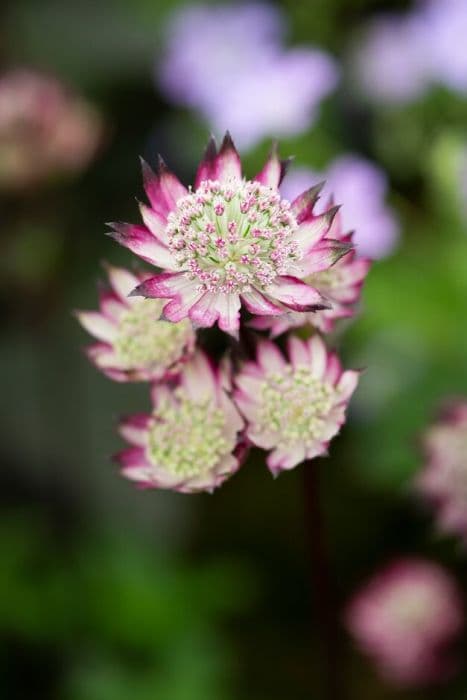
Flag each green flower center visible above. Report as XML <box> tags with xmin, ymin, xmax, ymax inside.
<box><xmin>258</xmin><ymin>366</ymin><xmax>336</xmax><ymax>449</ymax></box>
<box><xmin>166</xmin><ymin>179</ymin><xmax>301</xmax><ymax>294</ymax></box>
<box><xmin>146</xmin><ymin>390</ymin><xmax>230</xmax><ymax>478</ymax></box>
<box><xmin>114</xmin><ymin>298</ymin><xmax>191</xmax><ymax>372</ymax></box>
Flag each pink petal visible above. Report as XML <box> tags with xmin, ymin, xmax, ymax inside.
<box><xmin>140</xmin><ymin>158</ymin><xmax>172</xmax><ymax>217</ymax></box>
<box><xmin>299</xmin><ymin>239</ymin><xmax>353</xmax><ymax>275</ymax></box>
<box><xmin>325</xmin><ymin>352</ymin><xmax>343</xmax><ymax>384</ymax></box>
<box><xmin>265</xmin><ymin>276</ymin><xmax>329</xmax><ymax>312</ymax></box>
<box><xmin>214</xmin><ymin>132</ymin><xmax>242</xmax><ymax>183</ymax></box>
<box><xmin>189</xmin><ymin>292</ymin><xmax>241</xmax><ymax>336</ymax></box>
<box><xmin>290</xmin><ymin>181</ymin><xmax>325</xmax><ymax>223</ymax></box>
<box><xmin>76</xmin><ymin>310</ymin><xmax>117</xmax><ymax>343</ymax></box>
<box><xmin>181</xmin><ymin>350</ymin><xmax>219</xmax><ymax>401</ymax></box>
<box><xmin>130</xmin><ymin>272</ymin><xmax>190</xmax><ymax>299</ymax></box>
<box><xmin>107</xmin><ymin>223</ymin><xmax>178</xmax><ymax>270</ymax></box>
<box><xmin>99</xmin><ymin>287</ymin><xmax>126</xmax><ymax>321</ymax></box>
<box><xmin>105</xmin><ymin>265</ymin><xmax>140</xmax><ymax>302</ymax></box>
<box><xmin>257</xmin><ymin>339</ymin><xmax>286</xmax><ymax>373</ymax></box>
<box><xmin>119</xmin><ymin>414</ymin><xmax>151</xmax><ymax>447</ymax></box>
<box><xmin>241</xmin><ymin>288</ymin><xmax>284</xmax><ymax>316</ymax></box>
<box><xmin>337</xmin><ymin>370</ymin><xmax>360</xmax><ymax>400</ymax></box>
<box><xmin>195</xmin><ymin>135</ymin><xmax>218</xmax><ymax>189</ymax></box>
<box><xmin>307</xmin><ymin>335</ymin><xmax>328</xmax><ymax>379</ymax></box>
<box><xmin>157</xmin><ymin>155</ymin><xmax>188</xmax><ymax>206</ymax></box>
<box><xmin>295</xmin><ymin>206</ymin><xmax>340</xmax><ymax>251</ymax></box>
<box><xmin>287</xmin><ymin>335</ymin><xmax>310</xmax><ymax>367</ymax></box>
<box><xmin>254</xmin><ymin>144</ymin><xmax>291</xmax><ymax>189</ymax></box>
<box><xmin>267</xmin><ymin>445</ymin><xmax>306</xmax><ymax>474</ymax></box>
<box><xmin>139</xmin><ymin>202</ymin><xmax>170</xmax><ymax>244</ymax></box>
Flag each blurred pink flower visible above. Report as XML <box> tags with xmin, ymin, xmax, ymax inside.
<box><xmin>415</xmin><ymin>400</ymin><xmax>467</xmax><ymax>541</ymax></box>
<box><xmin>234</xmin><ymin>334</ymin><xmax>359</xmax><ymax>474</ymax></box>
<box><xmin>76</xmin><ymin>264</ymin><xmax>195</xmax><ymax>382</ymax></box>
<box><xmin>115</xmin><ymin>351</ymin><xmax>245</xmax><ymax>493</ymax></box>
<box><xmin>108</xmin><ymin>133</ymin><xmax>351</xmax><ymax>338</ymax></box>
<box><xmin>281</xmin><ymin>157</ymin><xmax>400</xmax><ymax>259</ymax></box>
<box><xmin>0</xmin><ymin>69</ymin><xmax>102</xmax><ymax>190</ymax></box>
<box><xmin>158</xmin><ymin>3</ymin><xmax>338</xmax><ymax>149</ymax></box>
<box><xmin>345</xmin><ymin>558</ymin><xmax>463</xmax><ymax>687</ymax></box>
<box><xmin>251</xmin><ymin>205</ymin><xmax>371</xmax><ymax>335</ymax></box>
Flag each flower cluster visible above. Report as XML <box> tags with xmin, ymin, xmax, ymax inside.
<box><xmin>158</xmin><ymin>3</ymin><xmax>338</xmax><ymax>150</ymax></box>
<box><xmin>345</xmin><ymin>558</ymin><xmax>463</xmax><ymax>687</ymax></box>
<box><xmin>77</xmin><ymin>133</ymin><xmax>367</xmax><ymax>492</ymax></box>
<box><xmin>0</xmin><ymin>69</ymin><xmax>102</xmax><ymax>190</ymax></box>
<box><xmin>415</xmin><ymin>400</ymin><xmax>467</xmax><ymax>542</ymax></box>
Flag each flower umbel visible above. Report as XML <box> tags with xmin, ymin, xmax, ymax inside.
<box><xmin>234</xmin><ymin>335</ymin><xmax>359</xmax><ymax>474</ymax></box>
<box><xmin>345</xmin><ymin>559</ymin><xmax>463</xmax><ymax>687</ymax></box>
<box><xmin>108</xmin><ymin>133</ymin><xmax>350</xmax><ymax>337</ymax></box>
<box><xmin>76</xmin><ymin>264</ymin><xmax>195</xmax><ymax>382</ymax></box>
<box><xmin>415</xmin><ymin>399</ymin><xmax>467</xmax><ymax>542</ymax></box>
<box><xmin>115</xmin><ymin>351</ymin><xmax>245</xmax><ymax>492</ymax></box>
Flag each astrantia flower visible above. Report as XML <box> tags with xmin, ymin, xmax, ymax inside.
<box><xmin>233</xmin><ymin>335</ymin><xmax>359</xmax><ymax>474</ymax></box>
<box><xmin>415</xmin><ymin>400</ymin><xmax>467</xmax><ymax>541</ymax></box>
<box><xmin>251</xmin><ymin>204</ymin><xmax>371</xmax><ymax>335</ymax></box>
<box><xmin>115</xmin><ymin>351</ymin><xmax>245</xmax><ymax>492</ymax></box>
<box><xmin>281</xmin><ymin>157</ymin><xmax>399</xmax><ymax>259</ymax></box>
<box><xmin>345</xmin><ymin>559</ymin><xmax>463</xmax><ymax>687</ymax></box>
<box><xmin>0</xmin><ymin>69</ymin><xmax>102</xmax><ymax>190</ymax></box>
<box><xmin>76</xmin><ymin>265</ymin><xmax>195</xmax><ymax>382</ymax></box>
<box><xmin>108</xmin><ymin>134</ymin><xmax>350</xmax><ymax>338</ymax></box>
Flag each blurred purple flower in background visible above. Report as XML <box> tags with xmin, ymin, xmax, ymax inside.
<box><xmin>158</xmin><ymin>3</ymin><xmax>339</xmax><ymax>149</ymax></box>
<box><xmin>424</xmin><ymin>0</ymin><xmax>467</xmax><ymax>93</ymax></box>
<box><xmin>345</xmin><ymin>558</ymin><xmax>464</xmax><ymax>687</ymax></box>
<box><xmin>352</xmin><ymin>13</ymin><xmax>430</xmax><ymax>104</ymax></box>
<box><xmin>353</xmin><ymin>0</ymin><xmax>467</xmax><ymax>104</ymax></box>
<box><xmin>281</xmin><ymin>157</ymin><xmax>400</xmax><ymax>259</ymax></box>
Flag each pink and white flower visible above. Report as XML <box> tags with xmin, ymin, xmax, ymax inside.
<box><xmin>415</xmin><ymin>400</ymin><xmax>467</xmax><ymax>541</ymax></box>
<box><xmin>251</xmin><ymin>204</ymin><xmax>371</xmax><ymax>335</ymax></box>
<box><xmin>108</xmin><ymin>133</ymin><xmax>351</xmax><ymax>338</ymax></box>
<box><xmin>345</xmin><ymin>558</ymin><xmax>463</xmax><ymax>687</ymax></box>
<box><xmin>114</xmin><ymin>351</ymin><xmax>245</xmax><ymax>493</ymax></box>
<box><xmin>233</xmin><ymin>335</ymin><xmax>359</xmax><ymax>474</ymax></box>
<box><xmin>76</xmin><ymin>264</ymin><xmax>195</xmax><ymax>382</ymax></box>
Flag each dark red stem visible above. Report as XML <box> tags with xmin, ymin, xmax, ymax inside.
<box><xmin>303</xmin><ymin>461</ymin><xmax>344</xmax><ymax>700</ymax></box>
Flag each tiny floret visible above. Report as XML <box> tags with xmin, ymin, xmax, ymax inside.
<box><xmin>115</xmin><ymin>351</ymin><xmax>245</xmax><ymax>493</ymax></box>
<box><xmin>234</xmin><ymin>335</ymin><xmax>359</xmax><ymax>474</ymax></box>
<box><xmin>76</xmin><ymin>265</ymin><xmax>195</xmax><ymax>382</ymax></box>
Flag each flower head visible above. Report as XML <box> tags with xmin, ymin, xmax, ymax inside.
<box><xmin>115</xmin><ymin>351</ymin><xmax>245</xmax><ymax>492</ymax></box>
<box><xmin>415</xmin><ymin>400</ymin><xmax>467</xmax><ymax>541</ymax></box>
<box><xmin>281</xmin><ymin>157</ymin><xmax>399</xmax><ymax>259</ymax></box>
<box><xmin>233</xmin><ymin>335</ymin><xmax>359</xmax><ymax>474</ymax></box>
<box><xmin>76</xmin><ymin>265</ymin><xmax>195</xmax><ymax>382</ymax></box>
<box><xmin>0</xmin><ymin>69</ymin><xmax>102</xmax><ymax>190</ymax></box>
<box><xmin>108</xmin><ymin>134</ymin><xmax>350</xmax><ymax>338</ymax></box>
<box><xmin>345</xmin><ymin>558</ymin><xmax>463</xmax><ymax>687</ymax></box>
<box><xmin>158</xmin><ymin>3</ymin><xmax>338</xmax><ymax>150</ymax></box>
<box><xmin>251</xmin><ymin>204</ymin><xmax>371</xmax><ymax>335</ymax></box>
